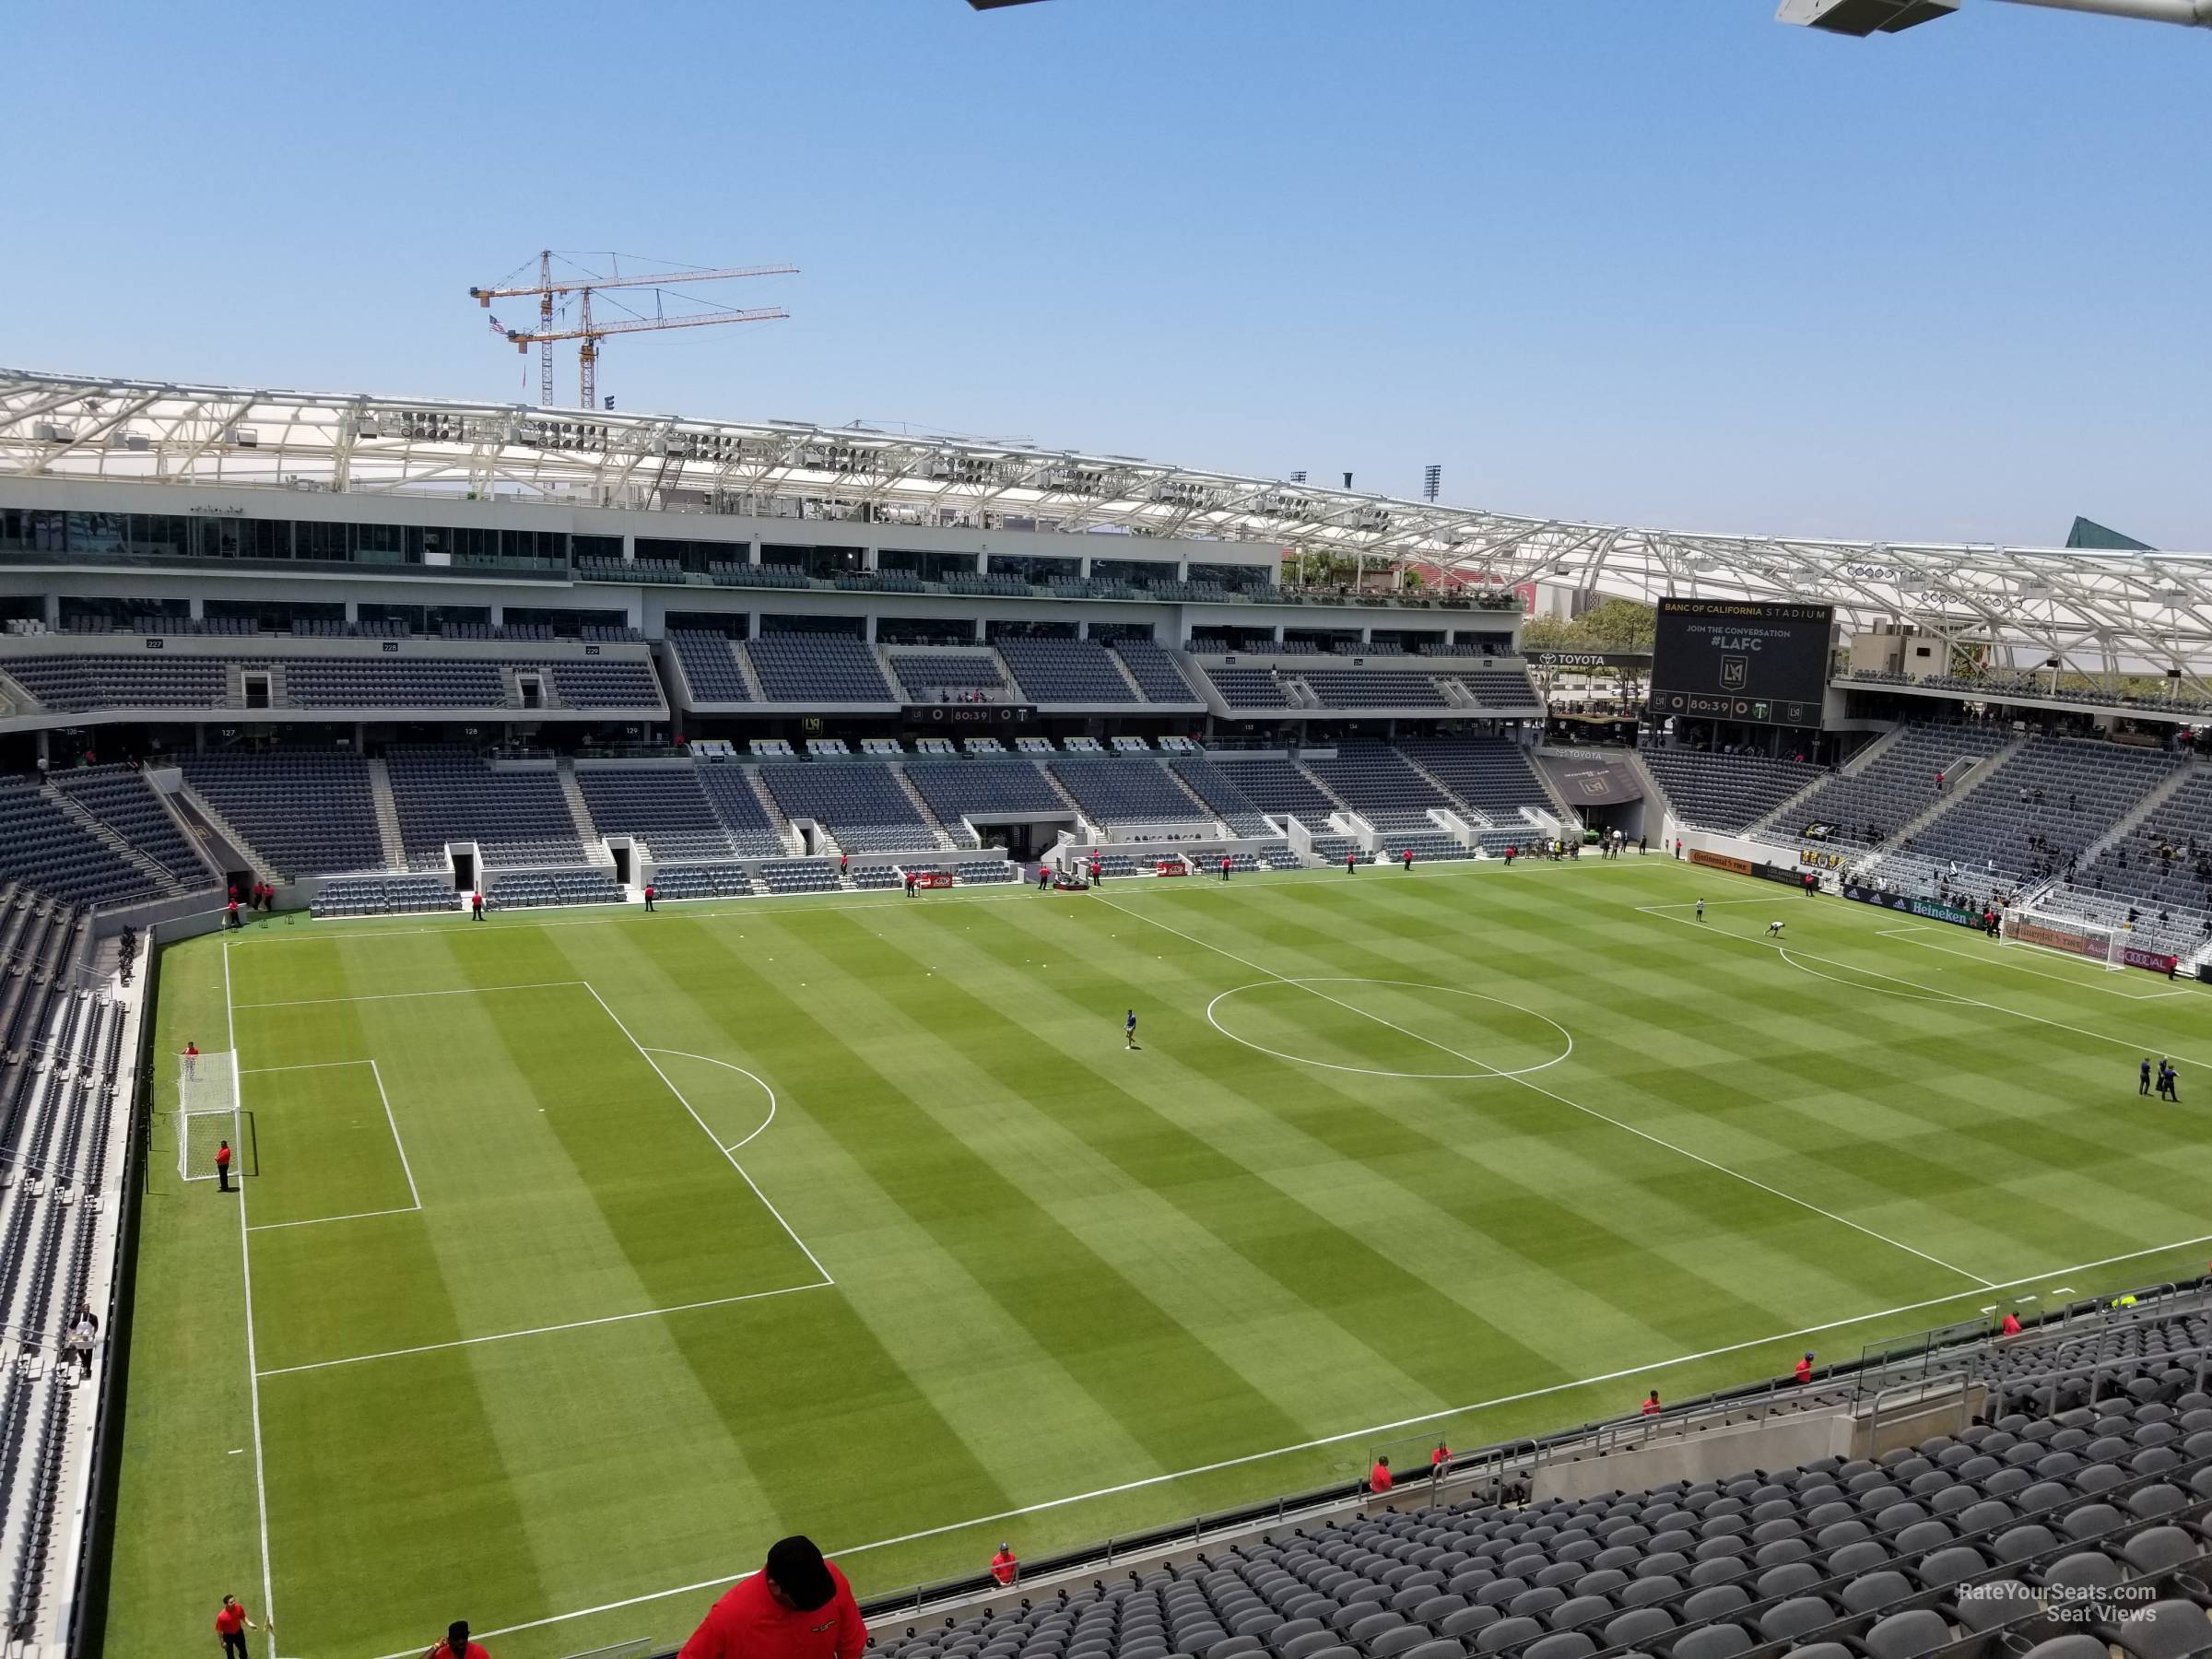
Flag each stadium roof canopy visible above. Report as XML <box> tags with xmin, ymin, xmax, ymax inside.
<box><xmin>4</xmin><ymin>365</ymin><xmax>2208</xmax><ymax>678</ymax></box>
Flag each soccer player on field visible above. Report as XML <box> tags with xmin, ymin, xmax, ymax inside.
<box><xmin>1125</xmin><ymin>1009</ymin><xmax>1138</xmax><ymax>1049</ymax></box>
<box><xmin>680</xmin><ymin>1535</ymin><xmax>865</xmax><ymax>1659</ymax></box>
<box><xmin>1767</xmin><ymin>919</ymin><xmax>1785</xmax><ymax>938</ymax></box>
<box><xmin>2142</xmin><ymin>1057</ymin><xmax>2154</xmax><ymax>1097</ymax></box>
<box><xmin>1694</xmin><ymin>900</ymin><xmax>1704</xmax><ymax>922</ymax></box>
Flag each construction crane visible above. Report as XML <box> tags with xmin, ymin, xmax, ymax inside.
<box><xmin>469</xmin><ymin>253</ymin><xmax>796</xmax><ymax>408</ymax></box>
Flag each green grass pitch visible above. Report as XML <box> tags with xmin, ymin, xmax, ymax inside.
<box><xmin>104</xmin><ymin>858</ymin><xmax>2212</xmax><ymax>1658</ymax></box>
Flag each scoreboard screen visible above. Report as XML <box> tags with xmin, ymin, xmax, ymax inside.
<box><xmin>1650</xmin><ymin>598</ymin><xmax>1833</xmax><ymax>729</ymax></box>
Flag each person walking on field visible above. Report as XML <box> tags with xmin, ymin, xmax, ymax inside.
<box><xmin>2143</xmin><ymin>1057</ymin><xmax>2155</xmax><ymax>1097</ymax></box>
<box><xmin>643</xmin><ymin>881</ymin><xmax>657</xmax><ymax>912</ymax></box>
<box><xmin>678</xmin><ymin>1535</ymin><xmax>865</xmax><ymax>1659</ymax></box>
<box><xmin>215</xmin><ymin>1139</ymin><xmax>233</xmax><ymax>1193</ymax></box>
<box><xmin>1346</xmin><ymin>851</ymin><xmax>1358</xmax><ymax>876</ymax></box>
<box><xmin>470</xmin><ymin>889</ymin><xmax>485</xmax><ymax>922</ymax></box>
<box><xmin>215</xmin><ymin>1595</ymin><xmax>266</xmax><ymax>1658</ymax></box>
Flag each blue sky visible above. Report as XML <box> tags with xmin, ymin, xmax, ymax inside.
<box><xmin>6</xmin><ymin>2</ymin><xmax>2206</xmax><ymax>547</ymax></box>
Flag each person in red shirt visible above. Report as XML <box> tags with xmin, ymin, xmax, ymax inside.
<box><xmin>215</xmin><ymin>1139</ymin><xmax>234</xmax><ymax>1193</ymax></box>
<box><xmin>1640</xmin><ymin>1390</ymin><xmax>1661</xmax><ymax>1416</ymax></box>
<box><xmin>424</xmin><ymin>1618</ymin><xmax>490</xmax><ymax>1659</ymax></box>
<box><xmin>643</xmin><ymin>882</ymin><xmax>658</xmax><ymax>912</ymax></box>
<box><xmin>1089</xmin><ymin>855</ymin><xmax>1101</xmax><ymax>883</ymax></box>
<box><xmin>1430</xmin><ymin>1441</ymin><xmax>1451</xmax><ymax>1479</ymax></box>
<box><xmin>1219</xmin><ymin>855</ymin><xmax>1231</xmax><ymax>883</ymax></box>
<box><xmin>1403</xmin><ymin>849</ymin><xmax>1414</xmax><ymax>871</ymax></box>
<box><xmin>1504</xmin><ymin>844</ymin><xmax>1515</xmax><ymax>865</ymax></box>
<box><xmin>214</xmin><ymin>1594</ymin><xmax>265</xmax><ymax>1658</ymax></box>
<box><xmin>470</xmin><ymin>889</ymin><xmax>485</xmax><ymax>922</ymax></box>
<box><xmin>1999</xmin><ymin>1312</ymin><xmax>2022</xmax><ymax>1337</ymax></box>
<box><xmin>1793</xmin><ymin>1352</ymin><xmax>1814</xmax><ymax>1385</ymax></box>
<box><xmin>990</xmin><ymin>1543</ymin><xmax>1018</xmax><ymax>1587</ymax></box>
<box><xmin>182</xmin><ymin>1041</ymin><xmax>199</xmax><ymax>1081</ymax></box>
<box><xmin>225</xmin><ymin>898</ymin><xmax>241</xmax><ymax>931</ymax></box>
<box><xmin>680</xmin><ymin>1535</ymin><xmax>866</xmax><ymax>1659</ymax></box>
<box><xmin>1368</xmin><ymin>1456</ymin><xmax>1391</xmax><ymax>1493</ymax></box>
<box><xmin>839</xmin><ymin>852</ymin><xmax>849</xmax><ymax>877</ymax></box>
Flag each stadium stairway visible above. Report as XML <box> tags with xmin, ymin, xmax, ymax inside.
<box><xmin>1744</xmin><ymin>724</ymin><xmax>1914</xmax><ymax>840</ymax></box>
<box><xmin>556</xmin><ymin>759</ymin><xmax>606</xmax><ymax>852</ymax></box>
<box><xmin>366</xmin><ymin>757</ymin><xmax>408</xmax><ymax>869</ymax></box>
<box><xmin>2073</xmin><ymin>760</ymin><xmax>2199</xmax><ymax>871</ymax></box>
<box><xmin>41</xmin><ymin>775</ymin><xmax>197</xmax><ymax>897</ymax></box>
<box><xmin>171</xmin><ymin>778</ymin><xmax>276</xmax><ymax>885</ymax></box>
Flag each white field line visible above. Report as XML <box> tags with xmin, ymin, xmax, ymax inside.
<box><xmin>581</xmin><ymin>982</ymin><xmax>834</xmax><ymax>1288</ymax></box>
<box><xmin>257</xmin><ymin>1281</ymin><xmax>833</xmax><ymax>1379</ymax></box>
<box><xmin>242</xmin><ymin>1059</ymin><xmax>425</xmax><ymax>1233</ymax></box>
<box><xmin>222</xmin><ymin>940</ymin><xmax>280</xmax><ymax>1659</ymax></box>
<box><xmin>1098</xmin><ymin>896</ymin><xmax>1994</xmax><ymax>1288</ymax></box>
<box><xmin>643</xmin><ymin>1048</ymin><xmax>778</xmax><ymax>1153</ymax></box>
<box><xmin>409</xmin><ymin>1223</ymin><xmax>2212</xmax><ymax>1659</ymax></box>
<box><xmin>1653</xmin><ymin>909</ymin><xmax>2212</xmax><ymax>1073</ymax></box>
<box><xmin>240</xmin><ymin>1060</ymin><xmax>374</xmax><ymax>1074</ymax></box>
<box><xmin>231</xmin><ymin>979</ymin><xmax>585</xmax><ymax>1009</ymax></box>
<box><xmin>1875</xmin><ymin>924</ymin><xmax>2197</xmax><ymax>1002</ymax></box>
<box><xmin>1635</xmin><ymin>899</ymin><xmax>1795</xmax><ymax>912</ymax></box>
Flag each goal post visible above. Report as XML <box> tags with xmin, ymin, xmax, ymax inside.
<box><xmin>175</xmin><ymin>1049</ymin><xmax>250</xmax><ymax>1182</ymax></box>
<box><xmin>2001</xmin><ymin>909</ymin><xmax>2125</xmax><ymax>971</ymax></box>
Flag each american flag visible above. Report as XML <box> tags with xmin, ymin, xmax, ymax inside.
<box><xmin>488</xmin><ymin>315</ymin><xmax>509</xmax><ymax>336</ymax></box>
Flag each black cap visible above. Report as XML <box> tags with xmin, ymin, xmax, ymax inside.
<box><xmin>766</xmin><ymin>1535</ymin><xmax>836</xmax><ymax>1612</ymax></box>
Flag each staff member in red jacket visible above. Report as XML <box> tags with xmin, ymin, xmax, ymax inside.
<box><xmin>214</xmin><ymin>1594</ymin><xmax>266</xmax><ymax>1657</ymax></box>
<box><xmin>1793</xmin><ymin>1352</ymin><xmax>1815</xmax><ymax>1385</ymax></box>
<box><xmin>216</xmin><ymin>1139</ymin><xmax>234</xmax><ymax>1193</ymax></box>
<box><xmin>424</xmin><ymin>1618</ymin><xmax>490</xmax><ymax>1659</ymax></box>
<box><xmin>990</xmin><ymin>1543</ymin><xmax>1018</xmax><ymax>1586</ymax></box>
<box><xmin>1368</xmin><ymin>1456</ymin><xmax>1392</xmax><ymax>1493</ymax></box>
<box><xmin>681</xmin><ymin>1536</ymin><xmax>865</xmax><ymax>1659</ymax></box>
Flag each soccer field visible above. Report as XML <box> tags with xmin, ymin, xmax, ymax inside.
<box><xmin>107</xmin><ymin>857</ymin><xmax>2212</xmax><ymax>1659</ymax></box>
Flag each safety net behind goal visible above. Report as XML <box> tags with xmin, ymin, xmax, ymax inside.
<box><xmin>2002</xmin><ymin>909</ymin><xmax>2123</xmax><ymax>971</ymax></box>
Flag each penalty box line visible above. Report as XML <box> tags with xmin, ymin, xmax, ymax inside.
<box><xmin>1096</xmin><ymin>894</ymin><xmax>1995</xmax><ymax>1290</ymax></box>
<box><xmin>240</xmin><ymin>979</ymin><xmax>832</xmax><ymax>1377</ymax></box>
<box><xmin>415</xmin><ymin>1221</ymin><xmax>2212</xmax><ymax>1659</ymax></box>
<box><xmin>240</xmin><ymin>1058</ymin><xmax>422</xmax><ymax>1233</ymax></box>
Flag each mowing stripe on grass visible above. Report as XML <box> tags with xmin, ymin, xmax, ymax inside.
<box><xmin>1095</xmin><ymin>892</ymin><xmax>1998</xmax><ymax>1288</ymax></box>
<box><xmin>418</xmin><ymin>1217</ymin><xmax>2212</xmax><ymax>1657</ymax></box>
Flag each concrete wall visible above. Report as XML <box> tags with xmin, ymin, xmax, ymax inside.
<box><xmin>1533</xmin><ymin>1409</ymin><xmax>1854</xmax><ymax>1500</ymax></box>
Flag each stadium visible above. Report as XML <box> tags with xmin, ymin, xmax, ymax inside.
<box><xmin>11</xmin><ymin>9</ymin><xmax>2212</xmax><ymax>1659</ymax></box>
<box><xmin>2</xmin><ymin>349</ymin><xmax>2212</xmax><ymax>1659</ymax></box>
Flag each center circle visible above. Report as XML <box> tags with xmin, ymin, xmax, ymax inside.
<box><xmin>1205</xmin><ymin>977</ymin><xmax>1573</xmax><ymax>1080</ymax></box>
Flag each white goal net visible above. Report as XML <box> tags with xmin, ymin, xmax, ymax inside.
<box><xmin>176</xmin><ymin>1049</ymin><xmax>246</xmax><ymax>1182</ymax></box>
<box><xmin>2001</xmin><ymin>909</ymin><xmax>2124</xmax><ymax>971</ymax></box>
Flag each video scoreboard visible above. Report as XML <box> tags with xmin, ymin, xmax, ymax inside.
<box><xmin>1650</xmin><ymin>598</ymin><xmax>1833</xmax><ymax>729</ymax></box>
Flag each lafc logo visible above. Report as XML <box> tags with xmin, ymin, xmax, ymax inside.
<box><xmin>1719</xmin><ymin>654</ymin><xmax>1748</xmax><ymax>691</ymax></box>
